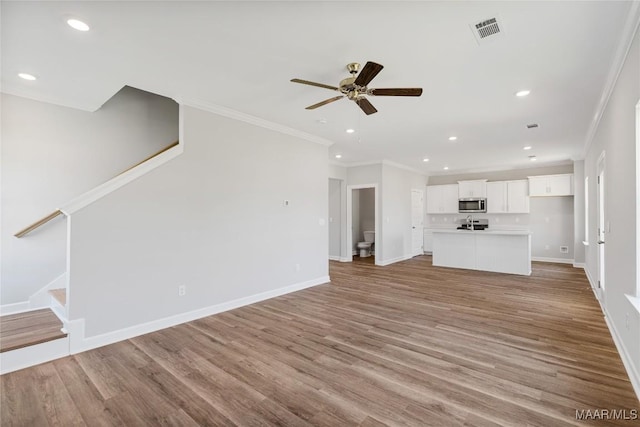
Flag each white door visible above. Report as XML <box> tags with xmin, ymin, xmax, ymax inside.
<box><xmin>596</xmin><ymin>154</ymin><xmax>606</xmax><ymax>299</ymax></box>
<box><xmin>411</xmin><ymin>189</ymin><xmax>424</xmax><ymax>256</ymax></box>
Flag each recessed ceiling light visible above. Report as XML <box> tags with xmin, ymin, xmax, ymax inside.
<box><xmin>423</xmin><ymin>158</ymin><xmax>430</xmax><ymax>162</ymax></box>
<box><xmin>18</xmin><ymin>73</ymin><xmax>36</xmax><ymax>81</ymax></box>
<box><xmin>443</xmin><ymin>166</ymin><xmax>449</xmax><ymax>170</ymax></box>
<box><xmin>448</xmin><ymin>136</ymin><xmax>457</xmax><ymax>141</ymax></box>
<box><xmin>523</xmin><ymin>146</ymin><xmax>532</xmax><ymax>150</ymax></box>
<box><xmin>67</xmin><ymin>19</ymin><xmax>90</xmax><ymax>31</ymax></box>
<box><xmin>317</xmin><ymin>118</ymin><xmax>327</xmax><ymax>124</ymax></box>
<box><xmin>516</xmin><ymin>90</ymin><xmax>530</xmax><ymax>97</ymax></box>
<box><xmin>335</xmin><ymin>154</ymin><xmax>342</xmax><ymax>159</ymax></box>
<box><xmin>346</xmin><ymin>129</ymin><xmax>355</xmax><ymax>134</ymax></box>
<box><xmin>529</xmin><ymin>155</ymin><xmax>537</xmax><ymax>161</ymax></box>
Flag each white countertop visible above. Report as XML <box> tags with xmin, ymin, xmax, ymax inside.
<box><xmin>431</xmin><ymin>229</ymin><xmax>532</xmax><ymax>236</ymax></box>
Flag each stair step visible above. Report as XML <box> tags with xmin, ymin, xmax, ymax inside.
<box><xmin>0</xmin><ymin>309</ymin><xmax>67</xmax><ymax>353</ymax></box>
<box><xmin>49</xmin><ymin>288</ymin><xmax>66</xmax><ymax>307</ymax></box>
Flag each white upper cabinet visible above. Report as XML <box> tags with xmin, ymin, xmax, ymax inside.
<box><xmin>507</xmin><ymin>180</ymin><xmax>530</xmax><ymax>213</ymax></box>
<box><xmin>458</xmin><ymin>180</ymin><xmax>487</xmax><ymax>198</ymax></box>
<box><xmin>486</xmin><ymin>182</ymin><xmax>507</xmax><ymax>213</ymax></box>
<box><xmin>426</xmin><ymin>184</ymin><xmax>459</xmax><ymax>214</ymax></box>
<box><xmin>528</xmin><ymin>174</ymin><xmax>573</xmax><ymax>196</ymax></box>
<box><xmin>486</xmin><ymin>180</ymin><xmax>529</xmax><ymax>213</ymax></box>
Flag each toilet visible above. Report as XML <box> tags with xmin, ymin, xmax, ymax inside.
<box><xmin>356</xmin><ymin>231</ymin><xmax>375</xmax><ymax>257</ymax></box>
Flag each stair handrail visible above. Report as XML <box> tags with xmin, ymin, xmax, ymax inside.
<box><xmin>13</xmin><ymin>140</ymin><xmax>179</xmax><ymax>238</ymax></box>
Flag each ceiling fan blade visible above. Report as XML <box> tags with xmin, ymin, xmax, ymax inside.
<box><xmin>291</xmin><ymin>78</ymin><xmax>339</xmax><ymax>91</ymax></box>
<box><xmin>305</xmin><ymin>95</ymin><xmax>345</xmax><ymax>110</ymax></box>
<box><xmin>356</xmin><ymin>98</ymin><xmax>378</xmax><ymax>115</ymax></box>
<box><xmin>369</xmin><ymin>88</ymin><xmax>423</xmax><ymax>96</ymax></box>
<box><xmin>354</xmin><ymin>62</ymin><xmax>384</xmax><ymax>87</ymax></box>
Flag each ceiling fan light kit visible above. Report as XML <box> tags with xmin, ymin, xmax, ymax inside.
<box><xmin>291</xmin><ymin>61</ymin><xmax>422</xmax><ymax>115</ymax></box>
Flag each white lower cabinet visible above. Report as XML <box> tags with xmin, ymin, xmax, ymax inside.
<box><xmin>432</xmin><ymin>230</ymin><xmax>532</xmax><ymax>276</ymax></box>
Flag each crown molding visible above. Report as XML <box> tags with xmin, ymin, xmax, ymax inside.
<box><xmin>178</xmin><ymin>98</ymin><xmax>335</xmax><ymax>147</ymax></box>
<box><xmin>583</xmin><ymin>1</ymin><xmax>640</xmax><ymax>156</ymax></box>
<box><xmin>381</xmin><ymin>160</ymin><xmax>427</xmax><ymax>176</ymax></box>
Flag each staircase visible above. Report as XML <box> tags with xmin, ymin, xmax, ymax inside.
<box><xmin>1</xmin><ymin>140</ymin><xmax>182</xmax><ymax>374</ymax></box>
<box><xmin>0</xmin><ymin>306</ymin><xmax>69</xmax><ymax>374</ymax></box>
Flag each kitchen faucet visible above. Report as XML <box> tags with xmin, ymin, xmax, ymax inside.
<box><xmin>466</xmin><ymin>214</ymin><xmax>474</xmax><ymax>230</ymax></box>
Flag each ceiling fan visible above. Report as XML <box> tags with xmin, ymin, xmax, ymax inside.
<box><xmin>290</xmin><ymin>61</ymin><xmax>422</xmax><ymax>115</ymax></box>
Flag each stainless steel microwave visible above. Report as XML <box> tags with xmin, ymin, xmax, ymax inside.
<box><xmin>459</xmin><ymin>198</ymin><xmax>487</xmax><ymax>213</ymax></box>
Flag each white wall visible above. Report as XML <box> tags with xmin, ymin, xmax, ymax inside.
<box><xmin>381</xmin><ymin>164</ymin><xmax>427</xmax><ymax>263</ymax></box>
<box><xmin>67</xmin><ymin>106</ymin><xmax>329</xmax><ymax>337</ymax></box>
<box><xmin>573</xmin><ymin>160</ymin><xmax>586</xmax><ymax>265</ymax></box>
<box><xmin>328</xmin><ymin>178</ymin><xmax>341</xmax><ymax>258</ymax></box>
<box><xmin>529</xmin><ymin>197</ymin><xmax>574</xmax><ymax>260</ymax></box>
<box><xmin>584</xmin><ymin>22</ymin><xmax>640</xmax><ymax>394</ymax></box>
<box><xmin>1</xmin><ymin>87</ymin><xmax>178</xmax><ymax>304</ymax></box>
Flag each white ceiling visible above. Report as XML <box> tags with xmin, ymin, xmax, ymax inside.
<box><xmin>1</xmin><ymin>1</ymin><xmax>634</xmax><ymax>174</ymax></box>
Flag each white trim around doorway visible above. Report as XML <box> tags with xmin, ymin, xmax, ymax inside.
<box><xmin>346</xmin><ymin>184</ymin><xmax>381</xmax><ymax>265</ymax></box>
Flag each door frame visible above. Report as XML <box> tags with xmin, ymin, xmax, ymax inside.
<box><xmin>596</xmin><ymin>151</ymin><xmax>606</xmax><ymax>301</ymax></box>
<box><xmin>411</xmin><ymin>188</ymin><xmax>425</xmax><ymax>256</ymax></box>
<box><xmin>346</xmin><ymin>184</ymin><xmax>380</xmax><ymax>265</ymax></box>
<box><xmin>636</xmin><ymin>99</ymin><xmax>640</xmax><ymax>297</ymax></box>
<box><xmin>328</xmin><ymin>178</ymin><xmax>344</xmax><ymax>261</ymax></box>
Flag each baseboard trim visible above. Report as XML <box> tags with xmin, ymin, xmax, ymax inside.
<box><xmin>0</xmin><ymin>301</ymin><xmax>31</xmax><ymax>316</ymax></box>
<box><xmin>339</xmin><ymin>257</ymin><xmax>350</xmax><ymax>262</ymax></box>
<box><xmin>0</xmin><ymin>336</ymin><xmax>69</xmax><ymax>375</ymax></box>
<box><xmin>572</xmin><ymin>262</ymin><xmax>585</xmax><ymax>268</ymax></box>
<box><xmin>378</xmin><ymin>254</ymin><xmax>414</xmax><ymax>267</ymax></box>
<box><xmin>328</xmin><ymin>255</ymin><xmax>340</xmax><ymax>261</ymax></box>
<box><xmin>603</xmin><ymin>310</ymin><xmax>640</xmax><ymax>401</ymax></box>
<box><xmin>68</xmin><ymin>275</ymin><xmax>330</xmax><ymax>355</ymax></box>
<box><xmin>531</xmin><ymin>257</ymin><xmax>574</xmax><ymax>264</ymax></box>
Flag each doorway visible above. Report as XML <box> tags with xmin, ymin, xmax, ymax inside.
<box><xmin>328</xmin><ymin>179</ymin><xmax>342</xmax><ymax>261</ymax></box>
<box><xmin>346</xmin><ymin>184</ymin><xmax>380</xmax><ymax>265</ymax></box>
<box><xmin>411</xmin><ymin>189</ymin><xmax>425</xmax><ymax>256</ymax></box>
<box><xmin>596</xmin><ymin>151</ymin><xmax>606</xmax><ymax>301</ymax></box>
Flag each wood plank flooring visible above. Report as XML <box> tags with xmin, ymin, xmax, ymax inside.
<box><xmin>0</xmin><ymin>308</ymin><xmax>66</xmax><ymax>353</ymax></box>
<box><xmin>1</xmin><ymin>256</ymin><xmax>638</xmax><ymax>426</ymax></box>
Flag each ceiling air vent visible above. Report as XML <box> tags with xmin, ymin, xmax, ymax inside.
<box><xmin>527</xmin><ymin>123</ymin><xmax>539</xmax><ymax>129</ymax></box>
<box><xmin>470</xmin><ymin>15</ymin><xmax>504</xmax><ymax>44</ymax></box>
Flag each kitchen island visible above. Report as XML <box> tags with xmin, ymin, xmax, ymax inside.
<box><xmin>432</xmin><ymin>229</ymin><xmax>531</xmax><ymax>276</ymax></box>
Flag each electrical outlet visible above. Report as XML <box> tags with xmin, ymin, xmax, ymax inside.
<box><xmin>560</xmin><ymin>246</ymin><xmax>569</xmax><ymax>253</ymax></box>
<box><xmin>178</xmin><ymin>285</ymin><xmax>186</xmax><ymax>296</ymax></box>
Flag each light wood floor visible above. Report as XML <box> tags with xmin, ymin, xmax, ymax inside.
<box><xmin>1</xmin><ymin>256</ymin><xmax>638</xmax><ymax>426</ymax></box>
